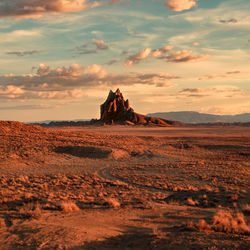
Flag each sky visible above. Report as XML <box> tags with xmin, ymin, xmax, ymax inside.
<box><xmin>0</xmin><ymin>0</ymin><xmax>249</xmax><ymax>122</ymax></box>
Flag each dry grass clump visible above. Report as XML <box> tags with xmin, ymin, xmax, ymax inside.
<box><xmin>187</xmin><ymin>219</ymin><xmax>211</xmax><ymax>231</ymax></box>
<box><xmin>20</xmin><ymin>202</ymin><xmax>42</xmax><ymax>220</ymax></box>
<box><xmin>187</xmin><ymin>197</ymin><xmax>199</xmax><ymax>206</ymax></box>
<box><xmin>0</xmin><ymin>218</ymin><xmax>6</xmax><ymax>228</ymax></box>
<box><xmin>212</xmin><ymin>210</ymin><xmax>250</xmax><ymax>235</ymax></box>
<box><xmin>242</xmin><ymin>204</ymin><xmax>250</xmax><ymax>214</ymax></box>
<box><xmin>104</xmin><ymin>198</ymin><xmax>120</xmax><ymax>209</ymax></box>
<box><xmin>187</xmin><ymin>210</ymin><xmax>250</xmax><ymax>235</ymax></box>
<box><xmin>60</xmin><ymin>201</ymin><xmax>80</xmax><ymax>212</ymax></box>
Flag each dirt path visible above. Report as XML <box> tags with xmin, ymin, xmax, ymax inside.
<box><xmin>97</xmin><ymin>165</ymin><xmax>171</xmax><ymax>195</ymax></box>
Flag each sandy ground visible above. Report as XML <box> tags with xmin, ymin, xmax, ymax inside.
<box><xmin>0</xmin><ymin>122</ymin><xmax>249</xmax><ymax>249</ymax></box>
<box><xmin>55</xmin><ymin>125</ymin><xmax>250</xmax><ymax>137</ymax></box>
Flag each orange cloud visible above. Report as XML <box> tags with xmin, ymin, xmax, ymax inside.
<box><xmin>165</xmin><ymin>0</ymin><xmax>197</xmax><ymax>12</ymax></box>
<box><xmin>125</xmin><ymin>48</ymin><xmax>151</xmax><ymax>66</ymax></box>
<box><xmin>92</xmin><ymin>39</ymin><xmax>109</xmax><ymax>50</ymax></box>
<box><xmin>179</xmin><ymin>85</ymin><xmax>244</xmax><ymax>98</ymax></box>
<box><xmin>0</xmin><ymin>85</ymin><xmax>25</xmax><ymax>99</ymax></box>
<box><xmin>124</xmin><ymin>47</ymin><xmax>208</xmax><ymax>66</ymax></box>
<box><xmin>199</xmin><ymin>71</ymin><xmax>241</xmax><ymax>80</ymax></box>
<box><xmin>0</xmin><ymin>0</ymin><xmax>103</xmax><ymax>19</ymax></box>
<box><xmin>152</xmin><ymin>45</ymin><xmax>174</xmax><ymax>57</ymax></box>
<box><xmin>0</xmin><ymin>64</ymin><xmax>179</xmax><ymax>100</ymax></box>
<box><xmin>165</xmin><ymin>50</ymin><xmax>211</xmax><ymax>63</ymax></box>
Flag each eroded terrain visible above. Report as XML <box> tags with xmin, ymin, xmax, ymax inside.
<box><xmin>0</xmin><ymin>121</ymin><xmax>249</xmax><ymax>249</ymax></box>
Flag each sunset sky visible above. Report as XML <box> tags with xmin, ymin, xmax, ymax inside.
<box><xmin>0</xmin><ymin>0</ymin><xmax>249</xmax><ymax>122</ymax></box>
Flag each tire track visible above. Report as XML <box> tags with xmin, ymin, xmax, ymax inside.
<box><xmin>97</xmin><ymin>165</ymin><xmax>171</xmax><ymax>195</ymax></box>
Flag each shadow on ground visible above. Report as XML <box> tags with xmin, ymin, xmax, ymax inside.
<box><xmin>71</xmin><ymin>224</ymin><xmax>248</xmax><ymax>250</ymax></box>
<box><xmin>165</xmin><ymin>188</ymin><xmax>249</xmax><ymax>209</ymax></box>
<box><xmin>54</xmin><ymin>146</ymin><xmax>112</xmax><ymax>159</ymax></box>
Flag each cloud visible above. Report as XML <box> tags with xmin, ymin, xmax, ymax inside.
<box><xmin>152</xmin><ymin>45</ymin><xmax>174</xmax><ymax>57</ymax></box>
<box><xmin>181</xmin><ymin>88</ymin><xmax>202</xmax><ymax>93</ymax></box>
<box><xmin>0</xmin><ymin>0</ymin><xmax>103</xmax><ymax>19</ymax></box>
<box><xmin>0</xmin><ymin>84</ymin><xmax>86</xmax><ymax>100</ymax></box>
<box><xmin>121</xmin><ymin>49</ymin><xmax>132</xmax><ymax>55</ymax></box>
<box><xmin>6</xmin><ymin>50</ymin><xmax>42</xmax><ymax>57</ymax></box>
<box><xmin>125</xmin><ymin>48</ymin><xmax>152</xmax><ymax>66</ymax></box>
<box><xmin>74</xmin><ymin>43</ymin><xmax>97</xmax><ymax>55</ymax></box>
<box><xmin>179</xmin><ymin>85</ymin><xmax>245</xmax><ymax>98</ymax></box>
<box><xmin>92</xmin><ymin>39</ymin><xmax>109</xmax><ymax>50</ymax></box>
<box><xmin>109</xmin><ymin>0</ymin><xmax>130</xmax><ymax>7</ymax></box>
<box><xmin>0</xmin><ymin>64</ymin><xmax>179</xmax><ymax>100</ymax></box>
<box><xmin>0</xmin><ymin>85</ymin><xmax>25</xmax><ymax>99</ymax></box>
<box><xmin>0</xmin><ymin>104</ymin><xmax>58</xmax><ymax>110</ymax></box>
<box><xmin>163</xmin><ymin>50</ymin><xmax>211</xmax><ymax>63</ymax></box>
<box><xmin>0</xmin><ymin>30</ymin><xmax>42</xmax><ymax>44</ymax></box>
<box><xmin>124</xmin><ymin>47</ymin><xmax>207</xmax><ymax>66</ymax></box>
<box><xmin>219</xmin><ymin>18</ymin><xmax>238</xmax><ymax>24</ymax></box>
<box><xmin>73</xmin><ymin>40</ymin><xmax>109</xmax><ymax>56</ymax></box>
<box><xmin>106</xmin><ymin>59</ymin><xmax>120</xmax><ymax>65</ymax></box>
<box><xmin>164</xmin><ymin>0</ymin><xmax>197</xmax><ymax>12</ymax></box>
<box><xmin>110</xmin><ymin>0</ymin><xmax>123</xmax><ymax>5</ymax></box>
<box><xmin>199</xmin><ymin>70</ymin><xmax>241</xmax><ymax>80</ymax></box>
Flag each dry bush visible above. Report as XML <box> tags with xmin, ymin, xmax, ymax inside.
<box><xmin>242</xmin><ymin>204</ymin><xmax>250</xmax><ymax>214</ymax></box>
<box><xmin>187</xmin><ymin>219</ymin><xmax>211</xmax><ymax>231</ymax></box>
<box><xmin>0</xmin><ymin>218</ymin><xmax>6</xmax><ymax>228</ymax></box>
<box><xmin>24</xmin><ymin>192</ymin><xmax>33</xmax><ymax>199</ymax></box>
<box><xmin>18</xmin><ymin>175</ymin><xmax>29</xmax><ymax>182</ymax></box>
<box><xmin>212</xmin><ymin>210</ymin><xmax>250</xmax><ymax>235</ymax></box>
<box><xmin>60</xmin><ymin>201</ymin><xmax>80</xmax><ymax>212</ymax></box>
<box><xmin>230</xmin><ymin>194</ymin><xmax>238</xmax><ymax>201</ymax></box>
<box><xmin>20</xmin><ymin>202</ymin><xmax>42</xmax><ymax>220</ymax></box>
<box><xmin>104</xmin><ymin>198</ymin><xmax>120</xmax><ymax>209</ymax></box>
<box><xmin>188</xmin><ymin>210</ymin><xmax>250</xmax><ymax>235</ymax></box>
<box><xmin>187</xmin><ymin>197</ymin><xmax>198</xmax><ymax>206</ymax></box>
<box><xmin>166</xmin><ymin>200</ymin><xmax>181</xmax><ymax>206</ymax></box>
<box><xmin>111</xmin><ymin>149</ymin><xmax>129</xmax><ymax>159</ymax></box>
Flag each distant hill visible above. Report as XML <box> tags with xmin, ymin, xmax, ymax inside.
<box><xmin>28</xmin><ymin>119</ymin><xmax>90</xmax><ymax>124</ymax></box>
<box><xmin>146</xmin><ymin>111</ymin><xmax>250</xmax><ymax>124</ymax></box>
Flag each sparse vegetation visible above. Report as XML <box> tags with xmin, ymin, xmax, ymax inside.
<box><xmin>104</xmin><ymin>198</ymin><xmax>121</xmax><ymax>209</ymax></box>
<box><xmin>212</xmin><ymin>210</ymin><xmax>250</xmax><ymax>235</ymax></box>
<box><xmin>0</xmin><ymin>121</ymin><xmax>249</xmax><ymax>248</ymax></box>
<box><xmin>187</xmin><ymin>210</ymin><xmax>250</xmax><ymax>235</ymax></box>
<box><xmin>20</xmin><ymin>202</ymin><xmax>42</xmax><ymax>220</ymax></box>
<box><xmin>60</xmin><ymin>201</ymin><xmax>80</xmax><ymax>212</ymax></box>
<box><xmin>187</xmin><ymin>197</ymin><xmax>198</xmax><ymax>206</ymax></box>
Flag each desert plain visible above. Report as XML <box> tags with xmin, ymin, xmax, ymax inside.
<box><xmin>0</xmin><ymin>121</ymin><xmax>249</xmax><ymax>249</ymax></box>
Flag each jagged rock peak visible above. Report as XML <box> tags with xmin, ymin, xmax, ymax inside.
<box><xmin>100</xmin><ymin>89</ymin><xmax>180</xmax><ymax>126</ymax></box>
<box><xmin>100</xmin><ymin>89</ymin><xmax>133</xmax><ymax>122</ymax></box>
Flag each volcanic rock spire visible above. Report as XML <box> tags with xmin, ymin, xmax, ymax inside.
<box><xmin>100</xmin><ymin>89</ymin><xmax>180</xmax><ymax>126</ymax></box>
<box><xmin>100</xmin><ymin>89</ymin><xmax>133</xmax><ymax>123</ymax></box>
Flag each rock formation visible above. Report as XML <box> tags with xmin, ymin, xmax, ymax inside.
<box><xmin>100</xmin><ymin>89</ymin><xmax>180</xmax><ymax>126</ymax></box>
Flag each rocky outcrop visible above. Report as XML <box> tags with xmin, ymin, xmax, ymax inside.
<box><xmin>100</xmin><ymin>89</ymin><xmax>180</xmax><ymax>126</ymax></box>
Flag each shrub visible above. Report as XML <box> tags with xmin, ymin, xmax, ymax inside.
<box><xmin>60</xmin><ymin>201</ymin><xmax>80</xmax><ymax>212</ymax></box>
<box><xmin>104</xmin><ymin>198</ymin><xmax>120</xmax><ymax>208</ymax></box>
<box><xmin>212</xmin><ymin>210</ymin><xmax>250</xmax><ymax>235</ymax></box>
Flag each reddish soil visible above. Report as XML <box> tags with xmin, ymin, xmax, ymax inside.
<box><xmin>0</xmin><ymin>121</ymin><xmax>249</xmax><ymax>249</ymax></box>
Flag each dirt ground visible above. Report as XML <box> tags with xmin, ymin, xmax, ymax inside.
<box><xmin>0</xmin><ymin>121</ymin><xmax>249</xmax><ymax>249</ymax></box>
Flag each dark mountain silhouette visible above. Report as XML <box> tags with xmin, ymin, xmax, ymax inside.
<box><xmin>147</xmin><ymin>111</ymin><xmax>250</xmax><ymax>124</ymax></box>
